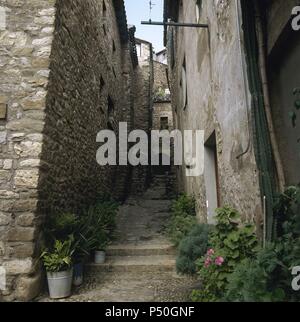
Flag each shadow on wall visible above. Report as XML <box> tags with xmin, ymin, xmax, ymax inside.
<box><xmin>36</xmin><ymin>0</ymin><xmax>132</xmax><ymax>223</ymax></box>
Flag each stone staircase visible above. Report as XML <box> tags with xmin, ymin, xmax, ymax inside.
<box><xmin>86</xmin><ymin>175</ymin><xmax>177</xmax><ymax>276</ymax></box>
<box><xmin>39</xmin><ymin>175</ymin><xmax>196</xmax><ymax>302</ymax></box>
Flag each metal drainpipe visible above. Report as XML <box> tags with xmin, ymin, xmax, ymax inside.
<box><xmin>235</xmin><ymin>0</ymin><xmax>252</xmax><ymax>160</ymax></box>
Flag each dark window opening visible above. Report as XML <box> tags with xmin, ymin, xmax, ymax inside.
<box><xmin>103</xmin><ymin>24</ymin><xmax>107</xmax><ymax>36</ymax></box>
<box><xmin>103</xmin><ymin>0</ymin><xmax>107</xmax><ymax>17</ymax></box>
<box><xmin>112</xmin><ymin>40</ymin><xmax>116</xmax><ymax>52</ymax></box>
<box><xmin>152</xmin><ymin>153</ymin><xmax>171</xmax><ymax>175</ymax></box>
<box><xmin>196</xmin><ymin>0</ymin><xmax>202</xmax><ymax>22</ymax></box>
<box><xmin>112</xmin><ymin>67</ymin><xmax>117</xmax><ymax>78</ymax></box>
<box><xmin>100</xmin><ymin>76</ymin><xmax>105</xmax><ymax>91</ymax></box>
<box><xmin>204</xmin><ymin>132</ymin><xmax>221</xmax><ymax>224</ymax></box>
<box><xmin>181</xmin><ymin>57</ymin><xmax>188</xmax><ymax>110</ymax></box>
<box><xmin>160</xmin><ymin>117</ymin><xmax>169</xmax><ymax>130</ymax></box>
<box><xmin>0</xmin><ymin>103</ymin><xmax>7</xmax><ymax>120</ymax></box>
<box><xmin>108</xmin><ymin>95</ymin><xmax>114</xmax><ymax>117</ymax></box>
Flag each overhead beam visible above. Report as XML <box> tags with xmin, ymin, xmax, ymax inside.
<box><xmin>141</xmin><ymin>20</ymin><xmax>209</xmax><ymax>28</ymax></box>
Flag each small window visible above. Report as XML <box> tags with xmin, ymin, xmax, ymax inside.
<box><xmin>195</xmin><ymin>0</ymin><xmax>202</xmax><ymax>23</ymax></box>
<box><xmin>181</xmin><ymin>58</ymin><xmax>187</xmax><ymax>110</ymax></box>
<box><xmin>0</xmin><ymin>102</ymin><xmax>7</xmax><ymax>120</ymax></box>
<box><xmin>100</xmin><ymin>76</ymin><xmax>105</xmax><ymax>91</ymax></box>
<box><xmin>160</xmin><ymin>117</ymin><xmax>169</xmax><ymax>130</ymax></box>
<box><xmin>112</xmin><ymin>40</ymin><xmax>116</xmax><ymax>52</ymax></box>
<box><xmin>108</xmin><ymin>96</ymin><xmax>114</xmax><ymax>116</ymax></box>
<box><xmin>103</xmin><ymin>0</ymin><xmax>107</xmax><ymax>17</ymax></box>
<box><xmin>112</xmin><ymin>67</ymin><xmax>116</xmax><ymax>78</ymax></box>
<box><xmin>136</xmin><ymin>43</ymin><xmax>141</xmax><ymax>57</ymax></box>
<box><xmin>103</xmin><ymin>24</ymin><xmax>107</xmax><ymax>36</ymax></box>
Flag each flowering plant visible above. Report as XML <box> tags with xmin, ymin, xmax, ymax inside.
<box><xmin>191</xmin><ymin>207</ymin><xmax>258</xmax><ymax>302</ymax></box>
<box><xmin>204</xmin><ymin>249</ymin><xmax>224</xmax><ymax>268</ymax></box>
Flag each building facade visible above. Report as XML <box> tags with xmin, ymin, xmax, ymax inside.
<box><xmin>164</xmin><ymin>0</ymin><xmax>300</xmax><ymax>236</ymax></box>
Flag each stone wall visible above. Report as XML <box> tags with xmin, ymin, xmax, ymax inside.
<box><xmin>165</xmin><ymin>0</ymin><xmax>263</xmax><ymax>225</ymax></box>
<box><xmin>152</xmin><ymin>61</ymin><xmax>172</xmax><ymax>131</ymax></box>
<box><xmin>0</xmin><ymin>0</ymin><xmax>56</xmax><ymax>301</ymax></box>
<box><xmin>0</xmin><ymin>0</ymin><xmax>140</xmax><ymax>301</ymax></box>
<box><xmin>152</xmin><ymin>102</ymin><xmax>173</xmax><ymax>131</ymax></box>
<box><xmin>130</xmin><ymin>44</ymin><xmax>153</xmax><ymax>195</ymax></box>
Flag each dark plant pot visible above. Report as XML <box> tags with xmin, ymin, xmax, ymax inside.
<box><xmin>73</xmin><ymin>263</ymin><xmax>84</xmax><ymax>287</ymax></box>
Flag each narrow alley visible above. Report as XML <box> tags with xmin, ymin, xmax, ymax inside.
<box><xmin>38</xmin><ymin>175</ymin><xmax>196</xmax><ymax>302</ymax></box>
<box><xmin>0</xmin><ymin>0</ymin><xmax>300</xmax><ymax>304</ymax></box>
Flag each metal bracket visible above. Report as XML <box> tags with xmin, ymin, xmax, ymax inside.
<box><xmin>141</xmin><ymin>20</ymin><xmax>209</xmax><ymax>28</ymax></box>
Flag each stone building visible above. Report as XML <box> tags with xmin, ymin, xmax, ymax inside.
<box><xmin>129</xmin><ymin>37</ymin><xmax>154</xmax><ymax>195</ymax></box>
<box><xmin>152</xmin><ymin>61</ymin><xmax>172</xmax><ymax>132</ymax></box>
<box><xmin>155</xmin><ymin>48</ymin><xmax>168</xmax><ymax>65</ymax></box>
<box><xmin>0</xmin><ymin>0</ymin><xmax>152</xmax><ymax>301</ymax></box>
<box><xmin>164</xmin><ymin>0</ymin><xmax>300</xmax><ymax>236</ymax></box>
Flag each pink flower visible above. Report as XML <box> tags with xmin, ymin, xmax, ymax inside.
<box><xmin>207</xmin><ymin>249</ymin><xmax>215</xmax><ymax>256</ymax></box>
<box><xmin>215</xmin><ymin>256</ymin><xmax>225</xmax><ymax>266</ymax></box>
<box><xmin>204</xmin><ymin>257</ymin><xmax>212</xmax><ymax>268</ymax></box>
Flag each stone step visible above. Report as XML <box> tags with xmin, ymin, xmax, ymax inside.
<box><xmin>107</xmin><ymin>243</ymin><xmax>176</xmax><ymax>256</ymax></box>
<box><xmin>86</xmin><ymin>255</ymin><xmax>176</xmax><ymax>274</ymax></box>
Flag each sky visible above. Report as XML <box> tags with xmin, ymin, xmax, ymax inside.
<box><xmin>124</xmin><ymin>0</ymin><xmax>164</xmax><ymax>52</ymax></box>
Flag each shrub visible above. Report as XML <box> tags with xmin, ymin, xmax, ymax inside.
<box><xmin>224</xmin><ymin>244</ymin><xmax>285</xmax><ymax>302</ymax></box>
<box><xmin>171</xmin><ymin>194</ymin><xmax>196</xmax><ymax>218</ymax></box>
<box><xmin>43</xmin><ymin>198</ymin><xmax>119</xmax><ymax>264</ymax></box>
<box><xmin>167</xmin><ymin>215</ymin><xmax>197</xmax><ymax>246</ymax></box>
<box><xmin>45</xmin><ymin>213</ymin><xmax>80</xmax><ymax>245</ymax></box>
<box><xmin>79</xmin><ymin>199</ymin><xmax>119</xmax><ymax>253</ymax></box>
<box><xmin>86</xmin><ymin>200</ymin><xmax>119</xmax><ymax>234</ymax></box>
<box><xmin>167</xmin><ymin>194</ymin><xmax>197</xmax><ymax>246</ymax></box>
<box><xmin>192</xmin><ymin>206</ymin><xmax>258</xmax><ymax>302</ymax></box>
<box><xmin>176</xmin><ymin>224</ymin><xmax>212</xmax><ymax>275</ymax></box>
<box><xmin>224</xmin><ymin>186</ymin><xmax>300</xmax><ymax>302</ymax></box>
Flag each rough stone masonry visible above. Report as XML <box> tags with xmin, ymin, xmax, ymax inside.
<box><xmin>0</xmin><ymin>0</ymin><xmax>151</xmax><ymax>301</ymax></box>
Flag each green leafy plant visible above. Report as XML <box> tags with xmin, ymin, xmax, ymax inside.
<box><xmin>176</xmin><ymin>224</ymin><xmax>212</xmax><ymax>275</ymax></box>
<box><xmin>167</xmin><ymin>216</ymin><xmax>197</xmax><ymax>246</ymax></box>
<box><xmin>80</xmin><ymin>199</ymin><xmax>119</xmax><ymax>252</ymax></box>
<box><xmin>171</xmin><ymin>194</ymin><xmax>196</xmax><ymax>218</ymax></box>
<box><xmin>41</xmin><ymin>236</ymin><xmax>75</xmax><ymax>273</ymax></box>
<box><xmin>192</xmin><ymin>206</ymin><xmax>258</xmax><ymax>302</ymax></box>
<box><xmin>167</xmin><ymin>194</ymin><xmax>197</xmax><ymax>246</ymax></box>
<box><xmin>73</xmin><ymin>219</ymin><xmax>97</xmax><ymax>263</ymax></box>
<box><xmin>222</xmin><ymin>187</ymin><xmax>300</xmax><ymax>302</ymax></box>
<box><xmin>86</xmin><ymin>200</ymin><xmax>119</xmax><ymax>234</ymax></box>
<box><xmin>93</xmin><ymin>229</ymin><xmax>109</xmax><ymax>251</ymax></box>
<box><xmin>45</xmin><ymin>213</ymin><xmax>80</xmax><ymax>245</ymax></box>
<box><xmin>224</xmin><ymin>244</ymin><xmax>285</xmax><ymax>302</ymax></box>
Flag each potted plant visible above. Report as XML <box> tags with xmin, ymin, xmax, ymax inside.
<box><xmin>93</xmin><ymin>229</ymin><xmax>109</xmax><ymax>264</ymax></box>
<box><xmin>41</xmin><ymin>237</ymin><xmax>75</xmax><ymax>299</ymax></box>
<box><xmin>73</xmin><ymin>231</ymin><xmax>95</xmax><ymax>286</ymax></box>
